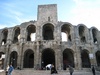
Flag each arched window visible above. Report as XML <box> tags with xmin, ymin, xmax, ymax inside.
<box><xmin>92</xmin><ymin>28</ymin><xmax>98</xmax><ymax>44</ymax></box>
<box><xmin>81</xmin><ymin>50</ymin><xmax>91</xmax><ymax>68</ymax></box>
<box><xmin>61</xmin><ymin>24</ymin><xmax>71</xmax><ymax>42</ymax></box>
<box><xmin>23</xmin><ymin>49</ymin><xmax>34</xmax><ymax>68</ymax></box>
<box><xmin>43</xmin><ymin>23</ymin><xmax>54</xmax><ymax>40</ymax></box>
<box><xmin>13</xmin><ymin>27</ymin><xmax>20</xmax><ymax>43</ymax></box>
<box><xmin>63</xmin><ymin>48</ymin><xmax>74</xmax><ymax>70</ymax></box>
<box><xmin>41</xmin><ymin>48</ymin><xmax>55</xmax><ymax>70</ymax></box>
<box><xmin>96</xmin><ymin>51</ymin><xmax>100</xmax><ymax>66</ymax></box>
<box><xmin>9</xmin><ymin>51</ymin><xmax>18</xmax><ymax>68</ymax></box>
<box><xmin>27</xmin><ymin>25</ymin><xmax>36</xmax><ymax>41</ymax></box>
<box><xmin>78</xmin><ymin>26</ymin><xmax>86</xmax><ymax>43</ymax></box>
<box><xmin>1</xmin><ymin>29</ymin><xmax>8</xmax><ymax>45</ymax></box>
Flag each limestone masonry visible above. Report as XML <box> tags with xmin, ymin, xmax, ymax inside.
<box><xmin>0</xmin><ymin>4</ymin><xmax>100</xmax><ymax>70</ymax></box>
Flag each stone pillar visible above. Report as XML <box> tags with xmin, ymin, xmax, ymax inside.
<box><xmin>17</xmin><ymin>54</ymin><xmax>21</xmax><ymax>69</ymax></box>
<box><xmin>39</xmin><ymin>52</ymin><xmax>42</xmax><ymax>69</ymax></box>
<box><xmin>74</xmin><ymin>51</ymin><xmax>77</xmax><ymax>69</ymax></box>
<box><xmin>55</xmin><ymin>51</ymin><xmax>57</xmax><ymax>69</ymax></box>
<box><xmin>20</xmin><ymin>28</ymin><xmax>26</xmax><ymax>43</ymax></box>
<box><xmin>36</xmin><ymin>26</ymin><xmax>41</xmax><ymax>41</ymax></box>
<box><xmin>17</xmin><ymin>44</ymin><xmax>22</xmax><ymax>69</ymax></box>
<box><xmin>7</xmin><ymin>29</ymin><xmax>13</xmax><ymax>44</ymax></box>
<box><xmin>34</xmin><ymin>50</ymin><xmax>37</xmax><ymax>69</ymax></box>
<box><xmin>35</xmin><ymin>41</ymin><xmax>40</xmax><ymax>69</ymax></box>
<box><xmin>74</xmin><ymin>44</ymin><xmax>82</xmax><ymax>70</ymax></box>
<box><xmin>75</xmin><ymin>49</ymin><xmax>82</xmax><ymax>70</ymax></box>
<box><xmin>93</xmin><ymin>54</ymin><xmax>97</xmax><ymax>66</ymax></box>
<box><xmin>4</xmin><ymin>44</ymin><xmax>10</xmax><ymax>70</ymax></box>
<box><xmin>19</xmin><ymin>28</ymin><xmax>26</xmax><ymax>69</ymax></box>
<box><xmin>55</xmin><ymin>47</ymin><xmax>62</xmax><ymax>70</ymax></box>
<box><xmin>19</xmin><ymin>43</ymin><xmax>24</xmax><ymax>69</ymax></box>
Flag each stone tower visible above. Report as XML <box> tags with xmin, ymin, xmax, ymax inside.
<box><xmin>0</xmin><ymin>4</ymin><xmax>100</xmax><ymax>71</ymax></box>
<box><xmin>37</xmin><ymin>4</ymin><xmax>57</xmax><ymax>24</ymax></box>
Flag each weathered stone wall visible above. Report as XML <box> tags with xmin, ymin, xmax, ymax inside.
<box><xmin>0</xmin><ymin>4</ymin><xmax>100</xmax><ymax>71</ymax></box>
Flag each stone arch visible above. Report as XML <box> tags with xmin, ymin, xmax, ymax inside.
<box><xmin>81</xmin><ymin>50</ymin><xmax>91</xmax><ymax>68</ymax></box>
<box><xmin>61</xmin><ymin>23</ymin><xmax>72</xmax><ymax>42</ymax></box>
<box><xmin>95</xmin><ymin>51</ymin><xmax>100</xmax><ymax>66</ymax></box>
<box><xmin>41</xmin><ymin>48</ymin><xmax>55</xmax><ymax>69</ymax></box>
<box><xmin>13</xmin><ymin>27</ymin><xmax>20</xmax><ymax>43</ymax></box>
<box><xmin>23</xmin><ymin>49</ymin><xmax>34</xmax><ymax>68</ymax></box>
<box><xmin>63</xmin><ymin>48</ymin><xmax>74</xmax><ymax>70</ymax></box>
<box><xmin>91</xmin><ymin>27</ymin><xmax>98</xmax><ymax>44</ymax></box>
<box><xmin>9</xmin><ymin>51</ymin><xmax>18</xmax><ymax>68</ymax></box>
<box><xmin>1</xmin><ymin>29</ymin><xmax>8</xmax><ymax>45</ymax></box>
<box><xmin>78</xmin><ymin>24</ymin><xmax>87</xmax><ymax>43</ymax></box>
<box><xmin>42</xmin><ymin>23</ymin><xmax>54</xmax><ymax>40</ymax></box>
<box><xmin>26</xmin><ymin>25</ymin><xmax>36</xmax><ymax>41</ymax></box>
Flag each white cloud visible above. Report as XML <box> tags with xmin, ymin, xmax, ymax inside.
<box><xmin>69</xmin><ymin>0</ymin><xmax>100</xmax><ymax>30</ymax></box>
<box><xmin>0</xmin><ymin>24</ymin><xmax>9</xmax><ymax>29</ymax></box>
<box><xmin>1</xmin><ymin>2</ymin><xmax>37</xmax><ymax>26</ymax></box>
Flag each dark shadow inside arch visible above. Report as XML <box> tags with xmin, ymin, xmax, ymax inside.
<box><xmin>79</xmin><ymin>26</ymin><xmax>86</xmax><ymax>43</ymax></box>
<box><xmin>27</xmin><ymin>25</ymin><xmax>36</xmax><ymax>41</ymax></box>
<box><xmin>41</xmin><ymin>48</ymin><xmax>55</xmax><ymax>70</ymax></box>
<box><xmin>92</xmin><ymin>28</ymin><xmax>98</xmax><ymax>44</ymax></box>
<box><xmin>43</xmin><ymin>23</ymin><xmax>54</xmax><ymax>40</ymax></box>
<box><xmin>23</xmin><ymin>49</ymin><xmax>34</xmax><ymax>68</ymax></box>
<box><xmin>13</xmin><ymin>27</ymin><xmax>20</xmax><ymax>43</ymax></box>
<box><xmin>1</xmin><ymin>29</ymin><xmax>8</xmax><ymax>45</ymax></box>
<box><xmin>96</xmin><ymin>51</ymin><xmax>100</xmax><ymax>66</ymax></box>
<box><xmin>9</xmin><ymin>51</ymin><xmax>17</xmax><ymax>68</ymax></box>
<box><xmin>0</xmin><ymin>52</ymin><xmax>5</xmax><ymax>69</ymax></box>
<box><xmin>63</xmin><ymin>49</ymin><xmax>74</xmax><ymax>70</ymax></box>
<box><xmin>81</xmin><ymin>50</ymin><xmax>91</xmax><ymax>68</ymax></box>
<box><xmin>61</xmin><ymin>24</ymin><xmax>72</xmax><ymax>42</ymax></box>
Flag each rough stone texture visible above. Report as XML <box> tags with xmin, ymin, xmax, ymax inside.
<box><xmin>0</xmin><ymin>4</ymin><xmax>100</xmax><ymax>71</ymax></box>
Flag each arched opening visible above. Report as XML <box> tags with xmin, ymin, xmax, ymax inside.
<box><xmin>61</xmin><ymin>24</ymin><xmax>71</xmax><ymax>42</ymax></box>
<box><xmin>79</xmin><ymin>26</ymin><xmax>86</xmax><ymax>43</ymax></box>
<box><xmin>81</xmin><ymin>50</ymin><xmax>91</xmax><ymax>68</ymax></box>
<box><xmin>27</xmin><ymin>25</ymin><xmax>36</xmax><ymax>41</ymax></box>
<box><xmin>63</xmin><ymin>49</ymin><xmax>74</xmax><ymax>70</ymax></box>
<box><xmin>9</xmin><ymin>51</ymin><xmax>18</xmax><ymax>68</ymax></box>
<box><xmin>96</xmin><ymin>51</ymin><xmax>100</xmax><ymax>66</ymax></box>
<box><xmin>23</xmin><ymin>49</ymin><xmax>34</xmax><ymax>68</ymax></box>
<box><xmin>41</xmin><ymin>48</ymin><xmax>55</xmax><ymax>70</ymax></box>
<box><xmin>13</xmin><ymin>27</ymin><xmax>20</xmax><ymax>43</ymax></box>
<box><xmin>43</xmin><ymin>23</ymin><xmax>54</xmax><ymax>40</ymax></box>
<box><xmin>1</xmin><ymin>29</ymin><xmax>8</xmax><ymax>45</ymax></box>
<box><xmin>92</xmin><ymin>28</ymin><xmax>98</xmax><ymax>44</ymax></box>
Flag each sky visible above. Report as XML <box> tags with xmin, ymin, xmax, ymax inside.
<box><xmin>0</xmin><ymin>0</ymin><xmax>100</xmax><ymax>30</ymax></box>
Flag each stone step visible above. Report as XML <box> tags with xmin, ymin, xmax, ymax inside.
<box><xmin>0</xmin><ymin>70</ymin><xmax>100</xmax><ymax>75</ymax></box>
<box><xmin>11</xmin><ymin>70</ymin><xmax>100</xmax><ymax>75</ymax></box>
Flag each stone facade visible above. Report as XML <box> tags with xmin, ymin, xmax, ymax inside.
<box><xmin>0</xmin><ymin>4</ymin><xmax>100</xmax><ymax>70</ymax></box>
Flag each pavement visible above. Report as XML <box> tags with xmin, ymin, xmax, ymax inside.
<box><xmin>0</xmin><ymin>69</ymin><xmax>100</xmax><ymax>75</ymax></box>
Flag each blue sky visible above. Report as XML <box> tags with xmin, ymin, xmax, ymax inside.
<box><xmin>0</xmin><ymin>0</ymin><xmax>100</xmax><ymax>30</ymax></box>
